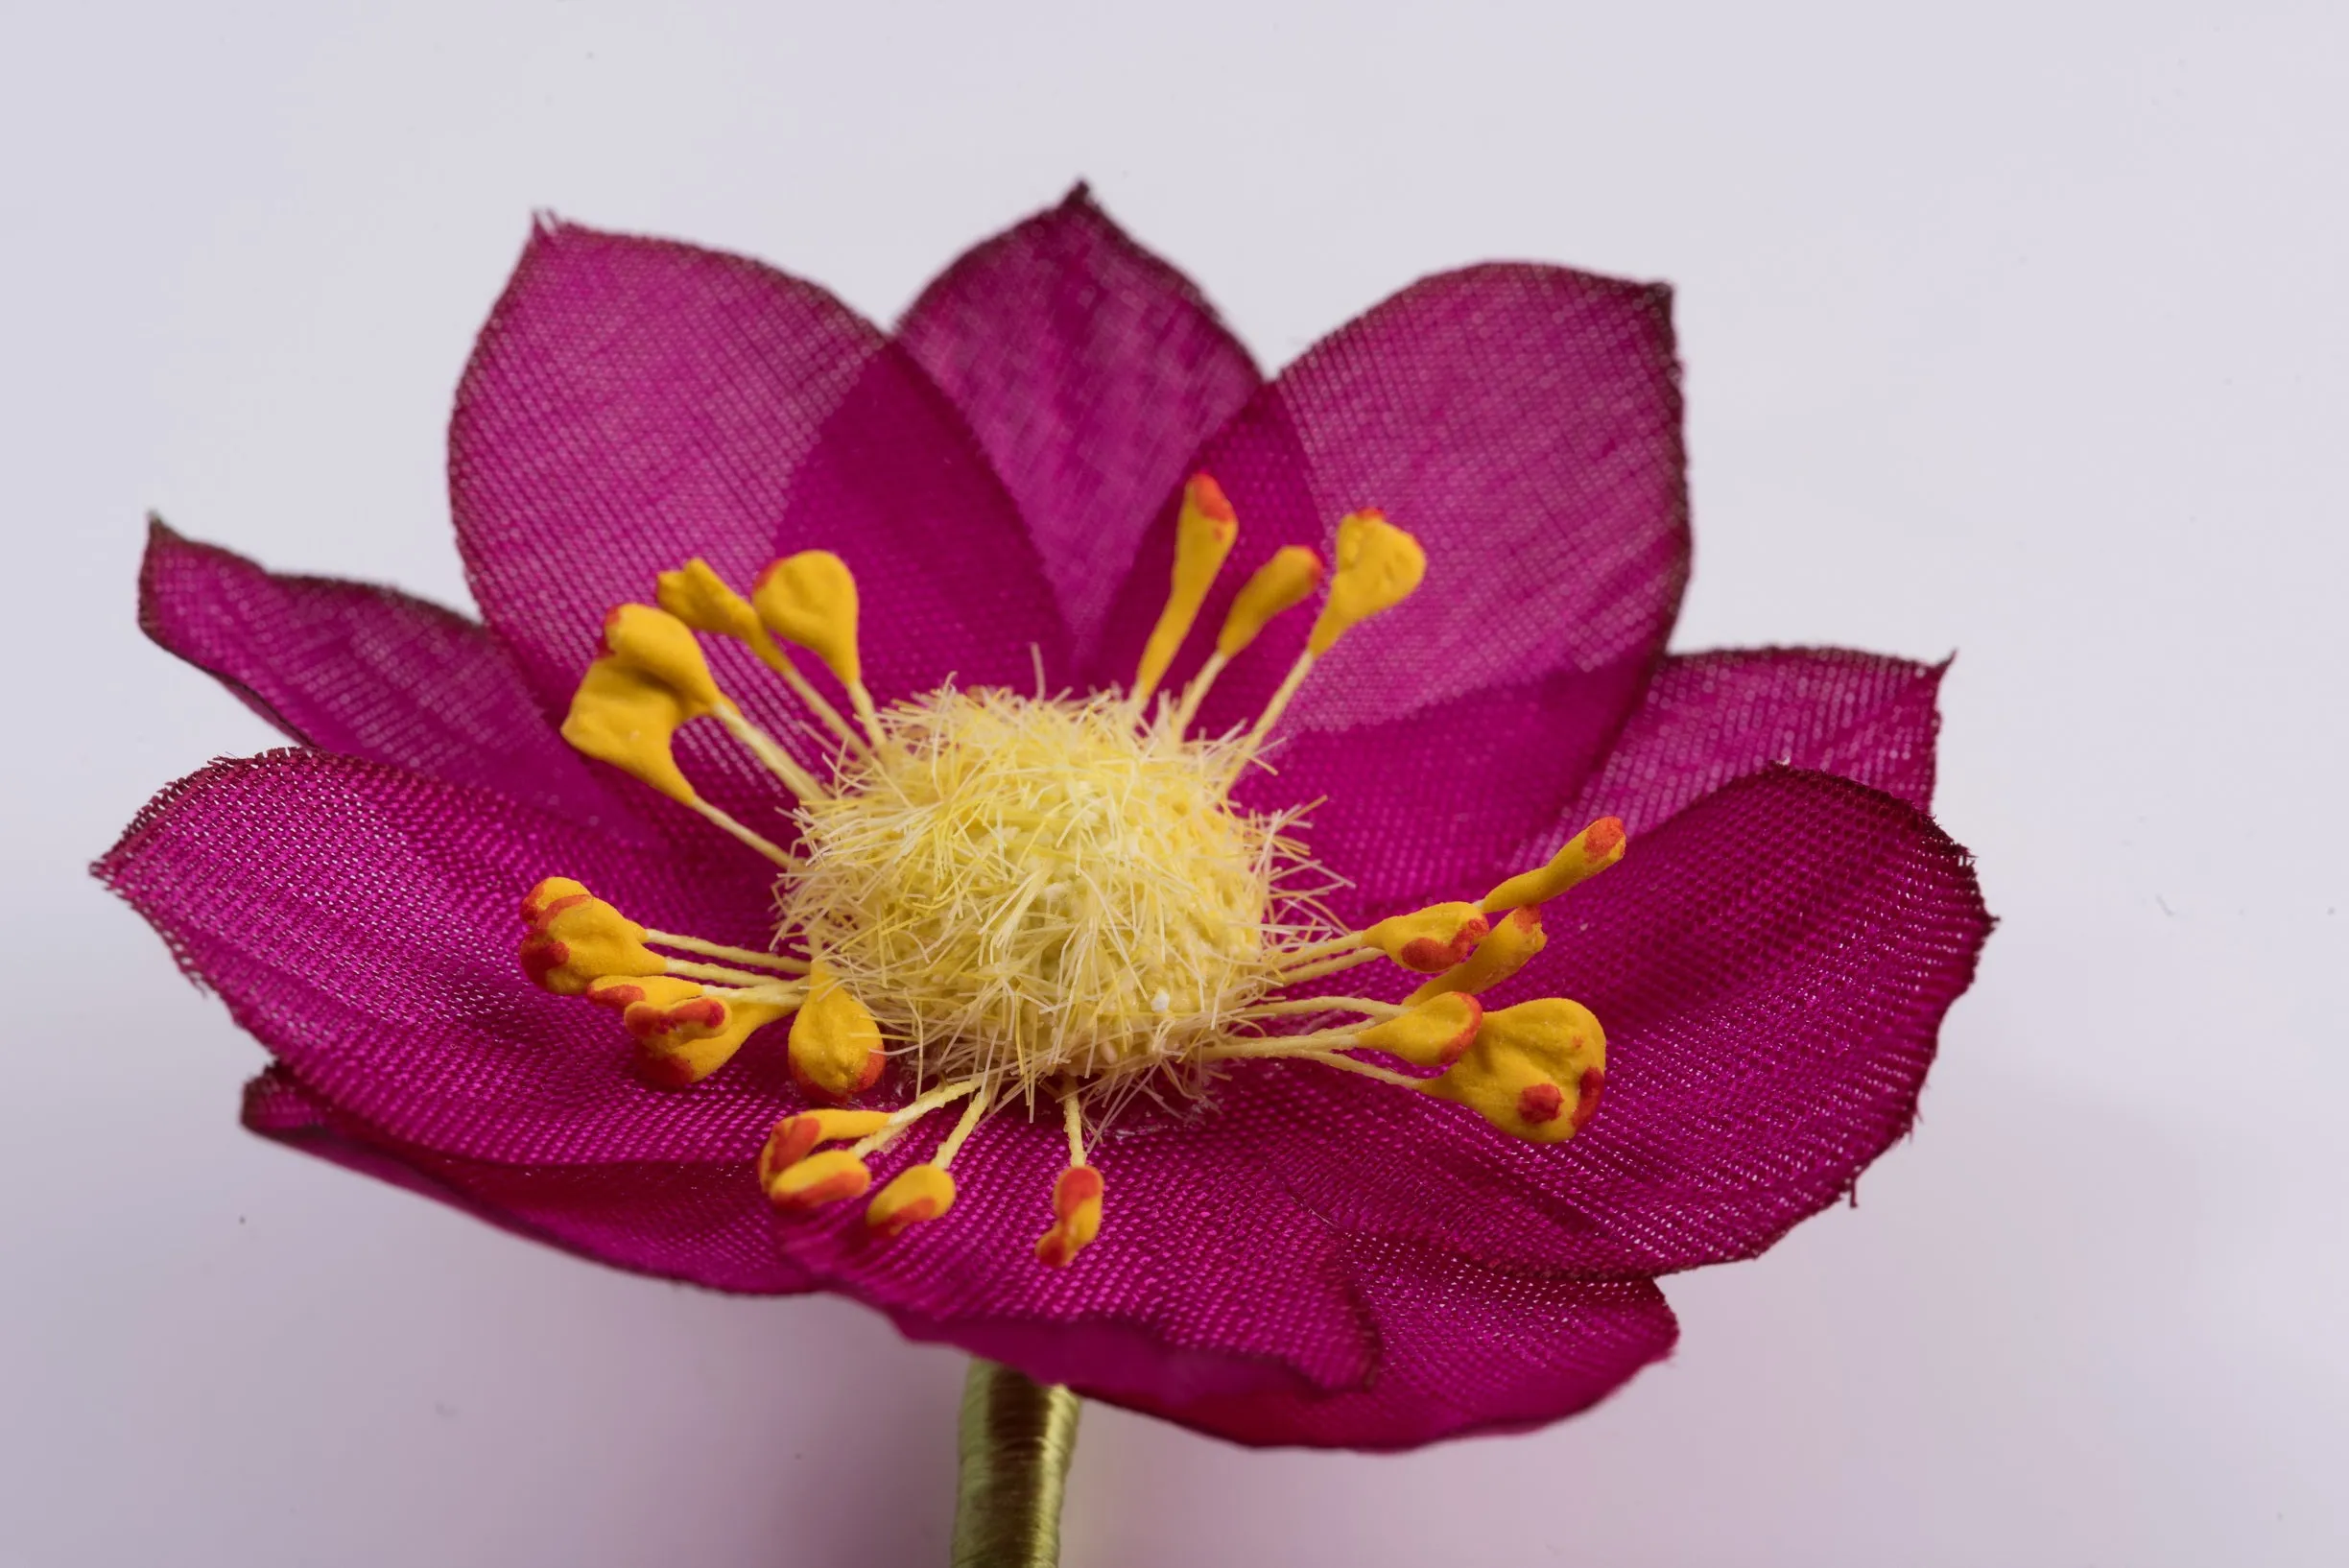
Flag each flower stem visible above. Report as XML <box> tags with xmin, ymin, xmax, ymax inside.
<box><xmin>951</xmin><ymin>1359</ymin><xmax>1080</xmax><ymax>1567</ymax></box>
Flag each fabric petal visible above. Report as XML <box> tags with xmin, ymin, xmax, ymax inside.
<box><xmin>772</xmin><ymin>1108</ymin><xmax>1377</xmax><ymax>1408</ymax></box>
<box><xmin>896</xmin><ymin>184</ymin><xmax>1261</xmax><ymax>662</ymax></box>
<box><xmin>243</xmin><ymin>1067</ymin><xmax>815</xmax><ymax>1294</ymax></box>
<box><xmin>95</xmin><ymin>748</ymin><xmax>799</xmax><ymax>1165</ymax></box>
<box><xmin>138</xmin><ymin>520</ymin><xmax>647</xmax><ymax>837</ymax></box>
<box><xmin>1087</xmin><ymin>263</ymin><xmax>1687</xmax><ymax>764</ymax></box>
<box><xmin>1102</xmin><ymin>1241</ymin><xmax>1676</xmax><ymax>1449</ymax></box>
<box><xmin>449</xmin><ymin>219</ymin><xmax>1065</xmax><ymax>722</ymax></box>
<box><xmin>1561</xmin><ymin>646</ymin><xmax>1947</xmax><ymax>834</ymax></box>
<box><xmin>1239</xmin><ymin>769</ymin><xmax>1989</xmax><ymax>1277</ymax></box>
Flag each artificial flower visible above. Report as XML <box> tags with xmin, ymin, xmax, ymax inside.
<box><xmin>100</xmin><ymin>186</ymin><xmax>1987</xmax><ymax>1449</ymax></box>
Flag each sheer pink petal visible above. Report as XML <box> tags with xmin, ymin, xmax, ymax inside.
<box><xmin>1088</xmin><ymin>264</ymin><xmax>1687</xmax><ymax>757</ymax></box>
<box><xmin>138</xmin><ymin>520</ymin><xmax>650</xmax><ymax>837</ymax></box>
<box><xmin>95</xmin><ymin>748</ymin><xmax>800</xmax><ymax>1165</ymax></box>
<box><xmin>449</xmin><ymin>219</ymin><xmax>1064</xmax><ymax>720</ymax></box>
<box><xmin>1238</xmin><ymin>769</ymin><xmax>1989</xmax><ymax>1277</ymax></box>
<box><xmin>898</xmin><ymin>185</ymin><xmax>1260</xmax><ymax>663</ymax></box>
<box><xmin>1103</xmin><ymin>1243</ymin><xmax>1676</xmax><ymax>1449</ymax></box>
<box><xmin>243</xmin><ymin>1068</ymin><xmax>816</xmax><ymax>1294</ymax></box>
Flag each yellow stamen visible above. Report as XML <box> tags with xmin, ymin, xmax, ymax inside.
<box><xmin>519</xmin><ymin>887</ymin><xmax>662</xmax><ymax>996</ymax></box>
<box><xmin>1356</xmin><ymin>992</ymin><xmax>1483</xmax><ymax>1067</ymax></box>
<box><xmin>755</xmin><ymin>551</ymin><xmax>885</xmax><ymax>748</ymax></box>
<box><xmin>1172</xmin><ymin>545</ymin><xmax>1322</xmax><ymax>732</ymax></box>
<box><xmin>1035</xmin><ymin>1162</ymin><xmax>1103</xmax><ymax>1268</ymax></box>
<box><xmin>757</xmin><ymin>1107</ymin><xmax>892</xmax><ymax>1189</ymax></box>
<box><xmin>641</xmin><ymin>930</ymin><xmax>807</xmax><ymax>974</ymax></box>
<box><xmin>1406</xmin><ymin>904</ymin><xmax>1548</xmax><ymax>1003</ymax></box>
<box><xmin>1422</xmin><ymin>997</ymin><xmax>1605</xmax><ymax>1143</ymax></box>
<box><xmin>766</xmin><ymin>1148</ymin><xmax>873</xmax><ymax>1211</ymax></box>
<box><xmin>658</xmin><ymin>558</ymin><xmax>865</xmax><ymax>753</ymax></box>
<box><xmin>1130</xmin><ymin>473</ymin><xmax>1239</xmax><ymax>713</ymax></box>
<box><xmin>1239</xmin><ymin>512</ymin><xmax>1425</xmax><ymax>759</ymax></box>
<box><xmin>866</xmin><ymin>1162</ymin><xmax>956</xmax><ymax>1237</ymax></box>
<box><xmin>1482</xmin><ymin>817</ymin><xmax>1627</xmax><ymax>914</ymax></box>
<box><xmin>787</xmin><ymin>962</ymin><xmax>886</xmax><ymax>1103</ymax></box>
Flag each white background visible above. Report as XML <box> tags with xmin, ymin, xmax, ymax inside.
<box><xmin>4</xmin><ymin>2</ymin><xmax>2343</xmax><ymax>1563</ymax></box>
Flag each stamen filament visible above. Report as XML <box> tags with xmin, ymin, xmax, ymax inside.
<box><xmin>663</xmin><ymin>957</ymin><xmax>799</xmax><ymax>987</ymax></box>
<box><xmin>1059</xmin><ymin>1086</ymin><xmax>1086</xmax><ymax>1167</ymax></box>
<box><xmin>848</xmin><ymin>681</ymin><xmax>888</xmax><ymax>751</ymax></box>
<box><xmin>1236</xmin><ymin>650</ymin><xmax>1317</xmax><ymax>768</ymax></box>
<box><xmin>1271</xmin><ymin>947</ymin><xmax>1380</xmax><ymax>984</ymax></box>
<box><xmin>644</xmin><ymin>931</ymin><xmax>808</xmax><ymax>973</ymax></box>
<box><xmin>748</xmin><ymin>642</ymin><xmax>866</xmax><ymax>757</ymax></box>
<box><xmin>851</xmin><ymin>1077</ymin><xmax>985</xmax><ymax>1157</ymax></box>
<box><xmin>681</xmin><ymin>798</ymin><xmax>796</xmax><ymax>868</ymax></box>
<box><xmin>932</xmin><ymin>1078</ymin><xmax>996</xmax><ymax>1170</ymax></box>
<box><xmin>1239</xmin><ymin>995</ymin><xmax>1406</xmax><ymax>1020</ymax></box>
<box><xmin>713</xmin><ymin>704</ymin><xmax>829</xmax><ymax>801</ymax></box>
<box><xmin>1169</xmin><ymin>651</ymin><xmax>1227</xmax><ymax>734</ymax></box>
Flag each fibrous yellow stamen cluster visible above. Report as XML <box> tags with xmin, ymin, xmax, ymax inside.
<box><xmin>784</xmin><ymin>682</ymin><xmax>1325</xmax><ymax>1105</ymax></box>
<box><xmin>516</xmin><ymin>470</ymin><xmax>1628</xmax><ymax>1268</ymax></box>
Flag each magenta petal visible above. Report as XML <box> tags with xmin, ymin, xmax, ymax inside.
<box><xmin>1561</xmin><ymin>646</ymin><xmax>1948</xmax><ymax>834</ymax></box>
<box><xmin>95</xmin><ymin>748</ymin><xmax>805</xmax><ymax>1165</ymax></box>
<box><xmin>138</xmin><ymin>520</ymin><xmax>646</xmax><ymax>836</ymax></box>
<box><xmin>1100</xmin><ymin>1242</ymin><xmax>1676</xmax><ymax>1449</ymax></box>
<box><xmin>450</xmin><ymin>220</ymin><xmax>1064</xmax><ymax>716</ymax></box>
<box><xmin>244</xmin><ymin>1068</ymin><xmax>815</xmax><ymax>1293</ymax></box>
<box><xmin>1088</xmin><ymin>264</ymin><xmax>1686</xmax><ymax>752</ymax></box>
<box><xmin>897</xmin><ymin>185</ymin><xmax>1261</xmax><ymax>662</ymax></box>
<box><xmin>1239</xmin><ymin>769</ymin><xmax>1988</xmax><ymax>1277</ymax></box>
<box><xmin>771</xmin><ymin>1107</ymin><xmax>1377</xmax><ymax>1406</ymax></box>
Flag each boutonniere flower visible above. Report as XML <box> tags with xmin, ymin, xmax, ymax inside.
<box><xmin>102</xmin><ymin>187</ymin><xmax>1985</xmax><ymax>1478</ymax></box>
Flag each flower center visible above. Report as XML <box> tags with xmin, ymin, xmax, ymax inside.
<box><xmin>515</xmin><ymin>473</ymin><xmax>1625</xmax><ymax>1267</ymax></box>
<box><xmin>785</xmin><ymin>684</ymin><xmax>1313</xmax><ymax>1096</ymax></box>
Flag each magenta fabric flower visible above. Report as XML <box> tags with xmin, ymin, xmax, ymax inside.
<box><xmin>99</xmin><ymin>186</ymin><xmax>1987</xmax><ymax>1451</ymax></box>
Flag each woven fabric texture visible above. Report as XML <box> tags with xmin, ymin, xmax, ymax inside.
<box><xmin>102</xmin><ymin>188</ymin><xmax>1988</xmax><ymax>1449</ymax></box>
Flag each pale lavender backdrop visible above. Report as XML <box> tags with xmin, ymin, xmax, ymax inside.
<box><xmin>4</xmin><ymin>1</ymin><xmax>2343</xmax><ymax>1563</ymax></box>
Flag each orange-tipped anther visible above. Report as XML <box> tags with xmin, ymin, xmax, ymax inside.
<box><xmin>1405</xmin><ymin>904</ymin><xmax>1548</xmax><ymax>1003</ymax></box>
<box><xmin>602</xmin><ymin>603</ymin><xmax>725</xmax><ymax>713</ymax></box>
<box><xmin>1215</xmin><ymin>545</ymin><xmax>1323</xmax><ymax>659</ymax></box>
<box><xmin>1034</xmin><ymin>1165</ymin><xmax>1104</xmax><ymax>1268</ymax></box>
<box><xmin>629</xmin><ymin>989</ymin><xmax>795</xmax><ymax>1090</ymax></box>
<box><xmin>519</xmin><ymin>894</ymin><xmax>663</xmax><ymax>996</ymax></box>
<box><xmin>766</xmin><ymin>1148</ymin><xmax>873</xmax><ymax>1211</ymax></box>
<box><xmin>520</xmin><ymin>876</ymin><xmax>592</xmax><ymax>928</ymax></box>
<box><xmin>1306</xmin><ymin>511</ymin><xmax>1425</xmax><ymax>654</ymax></box>
<box><xmin>1423</xmin><ymin>997</ymin><xmax>1606</xmax><ymax>1144</ymax></box>
<box><xmin>1482</xmin><ymin>818</ymin><xmax>1627</xmax><ymax>914</ymax></box>
<box><xmin>757</xmin><ymin>1108</ymin><xmax>894</xmax><ymax>1185</ymax></box>
<box><xmin>866</xmin><ymin>1163</ymin><xmax>956</xmax><ymax>1237</ymax></box>
<box><xmin>788</xmin><ymin>962</ymin><xmax>885</xmax><ymax>1101</ymax></box>
<box><xmin>1133</xmin><ymin>473</ymin><xmax>1242</xmax><ymax>701</ymax></box>
<box><xmin>1362</xmin><ymin>901</ymin><xmax>1490</xmax><ymax>973</ymax></box>
<box><xmin>1357</xmin><ymin>992</ymin><xmax>1484</xmax><ymax>1067</ymax></box>
<box><xmin>754</xmin><ymin>551</ymin><xmax>862</xmax><ymax>689</ymax></box>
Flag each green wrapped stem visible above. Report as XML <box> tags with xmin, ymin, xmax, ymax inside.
<box><xmin>951</xmin><ymin>1359</ymin><xmax>1081</xmax><ymax>1567</ymax></box>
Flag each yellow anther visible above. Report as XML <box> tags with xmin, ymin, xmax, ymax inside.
<box><xmin>787</xmin><ymin>962</ymin><xmax>885</xmax><ymax>1102</ymax></box>
<box><xmin>520</xmin><ymin>876</ymin><xmax>590</xmax><ymax>927</ymax></box>
<box><xmin>757</xmin><ymin>1108</ymin><xmax>894</xmax><ymax>1183</ymax></box>
<box><xmin>627</xmin><ymin>985</ymin><xmax>795</xmax><ymax>1090</ymax></box>
<box><xmin>1363</xmin><ymin>901</ymin><xmax>1491</xmax><ymax>973</ymax></box>
<box><xmin>1406</xmin><ymin>904</ymin><xmax>1548</xmax><ymax>1003</ymax></box>
<box><xmin>1357</xmin><ymin>992</ymin><xmax>1484</xmax><ymax>1067</ymax></box>
<box><xmin>1216</xmin><ymin>545</ymin><xmax>1323</xmax><ymax>660</ymax></box>
<box><xmin>603</xmin><ymin>603</ymin><xmax>725</xmax><ymax>713</ymax></box>
<box><xmin>560</xmin><ymin>655</ymin><xmax>700</xmax><ymax>804</ymax></box>
<box><xmin>754</xmin><ymin>550</ymin><xmax>862</xmax><ymax>689</ymax></box>
<box><xmin>655</xmin><ymin>558</ymin><xmax>768</xmax><ymax>648</ymax></box>
<box><xmin>1423</xmin><ymin>997</ymin><xmax>1605</xmax><ymax>1144</ymax></box>
<box><xmin>866</xmin><ymin>1162</ymin><xmax>956</xmax><ymax>1237</ymax></box>
<box><xmin>1133</xmin><ymin>473</ymin><xmax>1240</xmax><ymax>707</ymax></box>
<box><xmin>1482</xmin><ymin>817</ymin><xmax>1627</xmax><ymax>914</ymax></box>
<box><xmin>1034</xmin><ymin>1164</ymin><xmax>1104</xmax><ymax>1268</ymax></box>
<box><xmin>766</xmin><ymin>1148</ymin><xmax>873</xmax><ymax>1211</ymax></box>
<box><xmin>1306</xmin><ymin>511</ymin><xmax>1425</xmax><ymax>654</ymax></box>
<box><xmin>519</xmin><ymin>893</ymin><xmax>662</xmax><ymax>996</ymax></box>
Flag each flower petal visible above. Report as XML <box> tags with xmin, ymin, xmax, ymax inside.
<box><xmin>1099</xmin><ymin>1240</ymin><xmax>1676</xmax><ymax>1449</ymax></box>
<box><xmin>243</xmin><ymin>1067</ymin><xmax>816</xmax><ymax>1294</ymax></box>
<box><xmin>138</xmin><ymin>520</ymin><xmax>650</xmax><ymax>837</ymax></box>
<box><xmin>1238</xmin><ymin>769</ymin><xmax>1989</xmax><ymax>1277</ymax></box>
<box><xmin>1561</xmin><ymin>646</ymin><xmax>1947</xmax><ymax>833</ymax></box>
<box><xmin>1088</xmin><ymin>264</ymin><xmax>1687</xmax><ymax>749</ymax></box>
<box><xmin>773</xmin><ymin>1106</ymin><xmax>1378</xmax><ymax>1406</ymax></box>
<box><xmin>897</xmin><ymin>185</ymin><xmax>1260</xmax><ymax>663</ymax></box>
<box><xmin>95</xmin><ymin>748</ymin><xmax>801</xmax><ymax>1165</ymax></box>
<box><xmin>449</xmin><ymin>219</ymin><xmax>1064</xmax><ymax>716</ymax></box>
